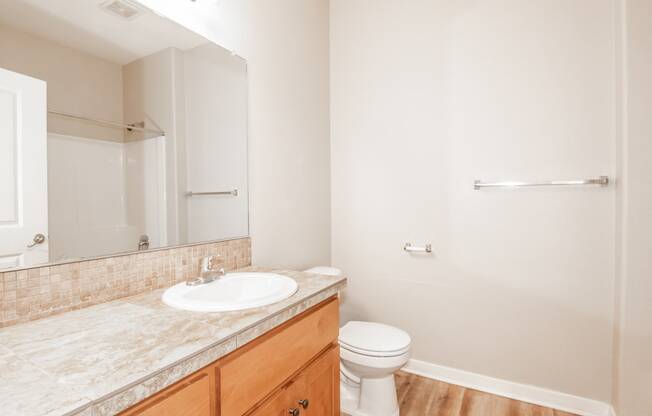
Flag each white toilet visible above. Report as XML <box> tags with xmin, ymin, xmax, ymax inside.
<box><xmin>304</xmin><ymin>267</ymin><xmax>412</xmax><ymax>416</ymax></box>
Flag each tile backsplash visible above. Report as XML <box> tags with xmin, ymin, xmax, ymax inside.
<box><xmin>0</xmin><ymin>238</ymin><xmax>251</xmax><ymax>328</ymax></box>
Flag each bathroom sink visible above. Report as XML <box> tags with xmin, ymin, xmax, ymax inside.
<box><xmin>162</xmin><ymin>272</ymin><xmax>299</xmax><ymax>312</ymax></box>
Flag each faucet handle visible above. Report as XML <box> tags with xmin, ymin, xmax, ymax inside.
<box><xmin>201</xmin><ymin>255</ymin><xmax>223</xmax><ymax>272</ymax></box>
<box><xmin>201</xmin><ymin>256</ymin><xmax>213</xmax><ymax>271</ymax></box>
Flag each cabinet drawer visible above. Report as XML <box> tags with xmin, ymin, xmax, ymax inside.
<box><xmin>219</xmin><ymin>298</ymin><xmax>339</xmax><ymax>416</ymax></box>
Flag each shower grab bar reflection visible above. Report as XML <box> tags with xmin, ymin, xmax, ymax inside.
<box><xmin>186</xmin><ymin>190</ymin><xmax>239</xmax><ymax>197</ymax></box>
<box><xmin>473</xmin><ymin>176</ymin><xmax>609</xmax><ymax>190</ymax></box>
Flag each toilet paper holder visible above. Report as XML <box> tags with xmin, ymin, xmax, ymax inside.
<box><xmin>403</xmin><ymin>243</ymin><xmax>432</xmax><ymax>253</ymax></box>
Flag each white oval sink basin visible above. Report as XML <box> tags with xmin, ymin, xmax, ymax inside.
<box><xmin>162</xmin><ymin>272</ymin><xmax>298</xmax><ymax>312</ymax></box>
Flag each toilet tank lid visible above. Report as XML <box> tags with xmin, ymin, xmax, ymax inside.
<box><xmin>339</xmin><ymin>321</ymin><xmax>411</xmax><ymax>354</ymax></box>
<box><xmin>304</xmin><ymin>266</ymin><xmax>342</xmax><ymax>276</ymax></box>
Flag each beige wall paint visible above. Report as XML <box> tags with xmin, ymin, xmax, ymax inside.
<box><xmin>183</xmin><ymin>44</ymin><xmax>249</xmax><ymax>242</ymax></box>
<box><xmin>613</xmin><ymin>0</ymin><xmax>652</xmax><ymax>414</ymax></box>
<box><xmin>123</xmin><ymin>48</ymin><xmax>181</xmax><ymax>244</ymax></box>
<box><xmin>231</xmin><ymin>1</ymin><xmax>331</xmax><ymax>270</ymax></box>
<box><xmin>331</xmin><ymin>0</ymin><xmax>617</xmax><ymax>402</ymax></box>
<box><xmin>137</xmin><ymin>0</ymin><xmax>332</xmax><ymax>270</ymax></box>
<box><xmin>0</xmin><ymin>24</ymin><xmax>124</xmax><ymax>142</ymax></box>
<box><xmin>123</xmin><ymin>48</ymin><xmax>176</xmax><ymax>144</ymax></box>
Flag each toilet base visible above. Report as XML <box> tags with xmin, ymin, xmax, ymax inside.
<box><xmin>340</xmin><ymin>373</ymin><xmax>400</xmax><ymax>416</ymax></box>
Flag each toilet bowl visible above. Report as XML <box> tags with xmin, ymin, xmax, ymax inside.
<box><xmin>304</xmin><ymin>267</ymin><xmax>412</xmax><ymax>416</ymax></box>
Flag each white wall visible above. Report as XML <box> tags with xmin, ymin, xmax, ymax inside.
<box><xmin>137</xmin><ymin>0</ymin><xmax>331</xmax><ymax>269</ymax></box>
<box><xmin>331</xmin><ymin>0</ymin><xmax>617</xmax><ymax>403</ymax></box>
<box><xmin>612</xmin><ymin>0</ymin><xmax>652</xmax><ymax>414</ymax></box>
<box><xmin>124</xmin><ymin>136</ymin><xmax>167</xmax><ymax>249</ymax></box>
<box><xmin>184</xmin><ymin>44</ymin><xmax>249</xmax><ymax>241</ymax></box>
<box><xmin>123</xmin><ymin>48</ymin><xmax>180</xmax><ymax>245</ymax></box>
<box><xmin>0</xmin><ymin>23</ymin><xmax>124</xmax><ymax>142</ymax></box>
<box><xmin>48</xmin><ymin>134</ymin><xmax>130</xmax><ymax>261</ymax></box>
<box><xmin>48</xmin><ymin>133</ymin><xmax>165</xmax><ymax>261</ymax></box>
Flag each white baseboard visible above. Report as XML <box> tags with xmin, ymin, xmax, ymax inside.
<box><xmin>403</xmin><ymin>359</ymin><xmax>613</xmax><ymax>416</ymax></box>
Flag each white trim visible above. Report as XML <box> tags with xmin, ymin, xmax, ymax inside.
<box><xmin>403</xmin><ymin>359</ymin><xmax>613</xmax><ymax>416</ymax></box>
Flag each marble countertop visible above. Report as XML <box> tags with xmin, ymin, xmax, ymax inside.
<box><xmin>0</xmin><ymin>267</ymin><xmax>346</xmax><ymax>416</ymax></box>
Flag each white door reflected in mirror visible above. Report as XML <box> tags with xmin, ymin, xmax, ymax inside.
<box><xmin>0</xmin><ymin>67</ymin><xmax>49</xmax><ymax>269</ymax></box>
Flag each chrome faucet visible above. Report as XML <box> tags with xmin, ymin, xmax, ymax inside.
<box><xmin>138</xmin><ymin>235</ymin><xmax>150</xmax><ymax>251</ymax></box>
<box><xmin>186</xmin><ymin>255</ymin><xmax>226</xmax><ymax>286</ymax></box>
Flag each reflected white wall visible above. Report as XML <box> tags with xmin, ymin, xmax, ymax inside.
<box><xmin>125</xmin><ymin>136</ymin><xmax>168</xmax><ymax>248</ymax></box>
<box><xmin>137</xmin><ymin>0</ymin><xmax>332</xmax><ymax>269</ymax></box>
<box><xmin>48</xmin><ymin>133</ymin><xmax>166</xmax><ymax>261</ymax></box>
<box><xmin>183</xmin><ymin>44</ymin><xmax>249</xmax><ymax>241</ymax></box>
<box><xmin>122</xmin><ymin>48</ymin><xmax>182</xmax><ymax>245</ymax></box>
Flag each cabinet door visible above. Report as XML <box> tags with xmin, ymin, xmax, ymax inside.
<box><xmin>220</xmin><ymin>299</ymin><xmax>339</xmax><ymax>416</ymax></box>
<box><xmin>297</xmin><ymin>345</ymin><xmax>340</xmax><ymax>416</ymax></box>
<box><xmin>249</xmin><ymin>380</ymin><xmax>299</xmax><ymax>416</ymax></box>
<box><xmin>124</xmin><ymin>373</ymin><xmax>212</xmax><ymax>416</ymax></box>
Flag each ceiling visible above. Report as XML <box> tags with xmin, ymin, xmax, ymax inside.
<box><xmin>0</xmin><ymin>0</ymin><xmax>210</xmax><ymax>65</ymax></box>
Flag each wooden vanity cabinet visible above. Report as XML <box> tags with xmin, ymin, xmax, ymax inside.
<box><xmin>120</xmin><ymin>297</ymin><xmax>340</xmax><ymax>416</ymax></box>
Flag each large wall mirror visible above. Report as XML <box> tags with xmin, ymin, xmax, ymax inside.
<box><xmin>0</xmin><ymin>0</ymin><xmax>249</xmax><ymax>270</ymax></box>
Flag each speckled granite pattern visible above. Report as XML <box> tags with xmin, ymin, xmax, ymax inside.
<box><xmin>0</xmin><ymin>268</ymin><xmax>346</xmax><ymax>416</ymax></box>
<box><xmin>0</xmin><ymin>346</ymin><xmax>92</xmax><ymax>416</ymax></box>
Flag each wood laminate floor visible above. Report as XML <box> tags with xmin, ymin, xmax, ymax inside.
<box><xmin>346</xmin><ymin>371</ymin><xmax>579</xmax><ymax>416</ymax></box>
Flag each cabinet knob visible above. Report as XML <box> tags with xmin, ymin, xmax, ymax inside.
<box><xmin>289</xmin><ymin>409</ymin><xmax>300</xmax><ymax>416</ymax></box>
<box><xmin>298</xmin><ymin>399</ymin><xmax>309</xmax><ymax>409</ymax></box>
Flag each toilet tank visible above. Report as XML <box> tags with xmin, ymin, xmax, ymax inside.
<box><xmin>304</xmin><ymin>266</ymin><xmax>347</xmax><ymax>326</ymax></box>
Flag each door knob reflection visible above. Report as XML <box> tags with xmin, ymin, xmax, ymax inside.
<box><xmin>27</xmin><ymin>234</ymin><xmax>46</xmax><ymax>248</ymax></box>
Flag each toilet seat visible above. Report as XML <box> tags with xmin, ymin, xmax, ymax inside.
<box><xmin>340</xmin><ymin>345</ymin><xmax>411</xmax><ymax>371</ymax></box>
<box><xmin>339</xmin><ymin>321</ymin><xmax>411</xmax><ymax>358</ymax></box>
<box><xmin>340</xmin><ymin>341</ymin><xmax>410</xmax><ymax>358</ymax></box>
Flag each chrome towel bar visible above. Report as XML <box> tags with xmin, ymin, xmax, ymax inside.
<box><xmin>186</xmin><ymin>190</ymin><xmax>238</xmax><ymax>197</ymax></box>
<box><xmin>473</xmin><ymin>176</ymin><xmax>609</xmax><ymax>190</ymax></box>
